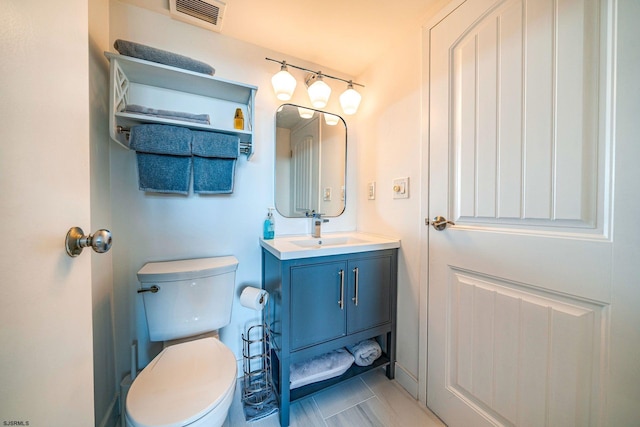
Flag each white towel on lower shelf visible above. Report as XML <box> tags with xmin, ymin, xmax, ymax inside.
<box><xmin>290</xmin><ymin>349</ymin><xmax>354</xmax><ymax>389</ymax></box>
<box><xmin>346</xmin><ymin>339</ymin><xmax>382</xmax><ymax>366</ymax></box>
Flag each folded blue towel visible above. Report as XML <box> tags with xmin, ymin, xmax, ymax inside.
<box><xmin>113</xmin><ymin>39</ymin><xmax>215</xmax><ymax>75</ymax></box>
<box><xmin>192</xmin><ymin>131</ymin><xmax>239</xmax><ymax>159</ymax></box>
<box><xmin>129</xmin><ymin>124</ymin><xmax>192</xmax><ymax>155</ymax></box>
<box><xmin>123</xmin><ymin>104</ymin><xmax>210</xmax><ymax>125</ymax></box>
<box><xmin>135</xmin><ymin>153</ymin><xmax>191</xmax><ymax>195</ymax></box>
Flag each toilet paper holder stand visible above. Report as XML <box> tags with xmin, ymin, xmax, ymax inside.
<box><xmin>241</xmin><ymin>298</ymin><xmax>274</xmax><ymax>410</ymax></box>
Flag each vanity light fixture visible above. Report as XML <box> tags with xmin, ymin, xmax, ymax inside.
<box><xmin>324</xmin><ymin>113</ymin><xmax>340</xmax><ymax>125</ymax></box>
<box><xmin>266</xmin><ymin>57</ymin><xmax>365</xmax><ymax>115</ymax></box>
<box><xmin>271</xmin><ymin>61</ymin><xmax>297</xmax><ymax>101</ymax></box>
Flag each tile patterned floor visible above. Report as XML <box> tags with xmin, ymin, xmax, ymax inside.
<box><xmin>224</xmin><ymin>368</ymin><xmax>445</xmax><ymax>427</ymax></box>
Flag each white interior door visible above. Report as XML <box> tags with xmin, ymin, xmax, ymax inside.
<box><xmin>426</xmin><ymin>0</ymin><xmax>615</xmax><ymax>425</ymax></box>
<box><xmin>0</xmin><ymin>1</ymin><xmax>94</xmax><ymax>425</ymax></box>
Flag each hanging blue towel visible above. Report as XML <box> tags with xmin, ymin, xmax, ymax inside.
<box><xmin>135</xmin><ymin>153</ymin><xmax>191</xmax><ymax>195</ymax></box>
<box><xmin>129</xmin><ymin>124</ymin><xmax>192</xmax><ymax>155</ymax></box>
<box><xmin>192</xmin><ymin>131</ymin><xmax>239</xmax><ymax>158</ymax></box>
<box><xmin>113</xmin><ymin>39</ymin><xmax>215</xmax><ymax>75</ymax></box>
<box><xmin>129</xmin><ymin>124</ymin><xmax>193</xmax><ymax>195</ymax></box>
<box><xmin>192</xmin><ymin>131</ymin><xmax>239</xmax><ymax>194</ymax></box>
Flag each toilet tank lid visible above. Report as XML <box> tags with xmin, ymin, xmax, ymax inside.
<box><xmin>137</xmin><ymin>256</ymin><xmax>238</xmax><ymax>282</ymax></box>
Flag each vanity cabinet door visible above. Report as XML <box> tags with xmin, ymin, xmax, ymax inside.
<box><xmin>347</xmin><ymin>255</ymin><xmax>392</xmax><ymax>334</ymax></box>
<box><xmin>290</xmin><ymin>261</ymin><xmax>348</xmax><ymax>350</ymax></box>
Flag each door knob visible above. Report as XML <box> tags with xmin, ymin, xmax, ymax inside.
<box><xmin>65</xmin><ymin>227</ymin><xmax>112</xmax><ymax>257</ymax></box>
<box><xmin>430</xmin><ymin>216</ymin><xmax>455</xmax><ymax>231</ymax></box>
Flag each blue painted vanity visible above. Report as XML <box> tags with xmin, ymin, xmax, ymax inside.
<box><xmin>260</xmin><ymin>233</ymin><xmax>400</xmax><ymax>426</ymax></box>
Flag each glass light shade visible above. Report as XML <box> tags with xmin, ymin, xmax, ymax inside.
<box><xmin>297</xmin><ymin>107</ymin><xmax>314</xmax><ymax>119</ymax></box>
<box><xmin>271</xmin><ymin>67</ymin><xmax>297</xmax><ymax>101</ymax></box>
<box><xmin>307</xmin><ymin>76</ymin><xmax>331</xmax><ymax>108</ymax></box>
<box><xmin>340</xmin><ymin>85</ymin><xmax>362</xmax><ymax>115</ymax></box>
<box><xmin>324</xmin><ymin>113</ymin><xmax>340</xmax><ymax>126</ymax></box>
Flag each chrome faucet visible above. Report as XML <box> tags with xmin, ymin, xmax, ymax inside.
<box><xmin>306</xmin><ymin>210</ymin><xmax>329</xmax><ymax>238</ymax></box>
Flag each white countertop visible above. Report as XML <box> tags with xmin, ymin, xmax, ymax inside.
<box><xmin>259</xmin><ymin>232</ymin><xmax>401</xmax><ymax>260</ymax></box>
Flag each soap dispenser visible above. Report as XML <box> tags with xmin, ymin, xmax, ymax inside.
<box><xmin>263</xmin><ymin>208</ymin><xmax>275</xmax><ymax>240</ymax></box>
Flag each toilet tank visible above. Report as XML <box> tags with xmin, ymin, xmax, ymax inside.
<box><xmin>137</xmin><ymin>256</ymin><xmax>238</xmax><ymax>342</ymax></box>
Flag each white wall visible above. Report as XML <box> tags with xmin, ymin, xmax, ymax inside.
<box><xmin>108</xmin><ymin>0</ymin><xmax>358</xmax><ymax>380</ymax></box>
<box><xmin>354</xmin><ymin>30</ymin><xmax>424</xmax><ymax>396</ymax></box>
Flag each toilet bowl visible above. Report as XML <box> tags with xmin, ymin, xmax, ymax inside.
<box><xmin>126</xmin><ymin>337</ymin><xmax>237</xmax><ymax>427</ymax></box>
<box><xmin>127</xmin><ymin>256</ymin><xmax>239</xmax><ymax>427</ymax></box>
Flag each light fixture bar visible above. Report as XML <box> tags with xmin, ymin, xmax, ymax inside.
<box><xmin>265</xmin><ymin>57</ymin><xmax>365</xmax><ymax>88</ymax></box>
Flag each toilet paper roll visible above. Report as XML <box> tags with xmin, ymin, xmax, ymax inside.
<box><xmin>240</xmin><ymin>287</ymin><xmax>269</xmax><ymax>311</ymax></box>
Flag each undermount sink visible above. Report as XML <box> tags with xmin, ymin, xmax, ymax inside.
<box><xmin>259</xmin><ymin>232</ymin><xmax>400</xmax><ymax>260</ymax></box>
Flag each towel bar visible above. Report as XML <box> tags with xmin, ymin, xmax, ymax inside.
<box><xmin>116</xmin><ymin>126</ymin><xmax>252</xmax><ymax>157</ymax></box>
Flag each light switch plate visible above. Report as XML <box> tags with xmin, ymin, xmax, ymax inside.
<box><xmin>323</xmin><ymin>187</ymin><xmax>332</xmax><ymax>201</ymax></box>
<box><xmin>368</xmin><ymin>182</ymin><xmax>376</xmax><ymax>200</ymax></box>
<box><xmin>393</xmin><ymin>177</ymin><xmax>409</xmax><ymax>199</ymax></box>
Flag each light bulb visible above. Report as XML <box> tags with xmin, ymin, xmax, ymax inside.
<box><xmin>271</xmin><ymin>64</ymin><xmax>297</xmax><ymax>101</ymax></box>
<box><xmin>340</xmin><ymin>82</ymin><xmax>361</xmax><ymax>115</ymax></box>
<box><xmin>307</xmin><ymin>74</ymin><xmax>331</xmax><ymax>108</ymax></box>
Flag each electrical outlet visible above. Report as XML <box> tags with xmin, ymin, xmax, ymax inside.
<box><xmin>368</xmin><ymin>182</ymin><xmax>376</xmax><ymax>200</ymax></box>
<box><xmin>392</xmin><ymin>177</ymin><xmax>409</xmax><ymax>199</ymax></box>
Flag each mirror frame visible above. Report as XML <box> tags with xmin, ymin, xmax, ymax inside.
<box><xmin>273</xmin><ymin>103</ymin><xmax>347</xmax><ymax>218</ymax></box>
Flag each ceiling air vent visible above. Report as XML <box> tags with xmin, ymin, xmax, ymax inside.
<box><xmin>169</xmin><ymin>0</ymin><xmax>226</xmax><ymax>33</ymax></box>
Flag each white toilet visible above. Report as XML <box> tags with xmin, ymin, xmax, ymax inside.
<box><xmin>126</xmin><ymin>256</ymin><xmax>239</xmax><ymax>427</ymax></box>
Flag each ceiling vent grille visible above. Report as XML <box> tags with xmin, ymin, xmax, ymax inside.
<box><xmin>169</xmin><ymin>0</ymin><xmax>226</xmax><ymax>33</ymax></box>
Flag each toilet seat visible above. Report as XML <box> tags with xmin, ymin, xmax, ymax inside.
<box><xmin>126</xmin><ymin>337</ymin><xmax>237</xmax><ymax>427</ymax></box>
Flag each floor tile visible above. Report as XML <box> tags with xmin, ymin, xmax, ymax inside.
<box><xmin>289</xmin><ymin>397</ymin><xmax>326</xmax><ymax>427</ymax></box>
<box><xmin>216</xmin><ymin>370</ymin><xmax>443</xmax><ymax>427</ymax></box>
<box><xmin>312</xmin><ymin>377</ymin><xmax>375</xmax><ymax>419</ymax></box>
<box><xmin>327</xmin><ymin>396</ymin><xmax>400</xmax><ymax>427</ymax></box>
<box><xmin>361</xmin><ymin>369</ymin><xmax>445</xmax><ymax>427</ymax></box>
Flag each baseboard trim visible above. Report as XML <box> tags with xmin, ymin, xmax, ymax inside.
<box><xmin>394</xmin><ymin>362</ymin><xmax>419</xmax><ymax>399</ymax></box>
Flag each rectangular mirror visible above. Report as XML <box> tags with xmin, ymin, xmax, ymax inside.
<box><xmin>275</xmin><ymin>104</ymin><xmax>347</xmax><ymax>218</ymax></box>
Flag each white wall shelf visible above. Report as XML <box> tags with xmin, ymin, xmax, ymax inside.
<box><xmin>105</xmin><ymin>52</ymin><xmax>257</xmax><ymax>158</ymax></box>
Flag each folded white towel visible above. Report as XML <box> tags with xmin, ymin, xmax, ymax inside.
<box><xmin>290</xmin><ymin>349</ymin><xmax>354</xmax><ymax>389</ymax></box>
<box><xmin>346</xmin><ymin>339</ymin><xmax>382</xmax><ymax>366</ymax></box>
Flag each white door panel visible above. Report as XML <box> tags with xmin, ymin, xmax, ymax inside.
<box><xmin>426</xmin><ymin>0</ymin><xmax>613</xmax><ymax>425</ymax></box>
<box><xmin>0</xmin><ymin>1</ymin><xmax>94</xmax><ymax>424</ymax></box>
<box><xmin>446</xmin><ymin>268</ymin><xmax>605</xmax><ymax>426</ymax></box>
